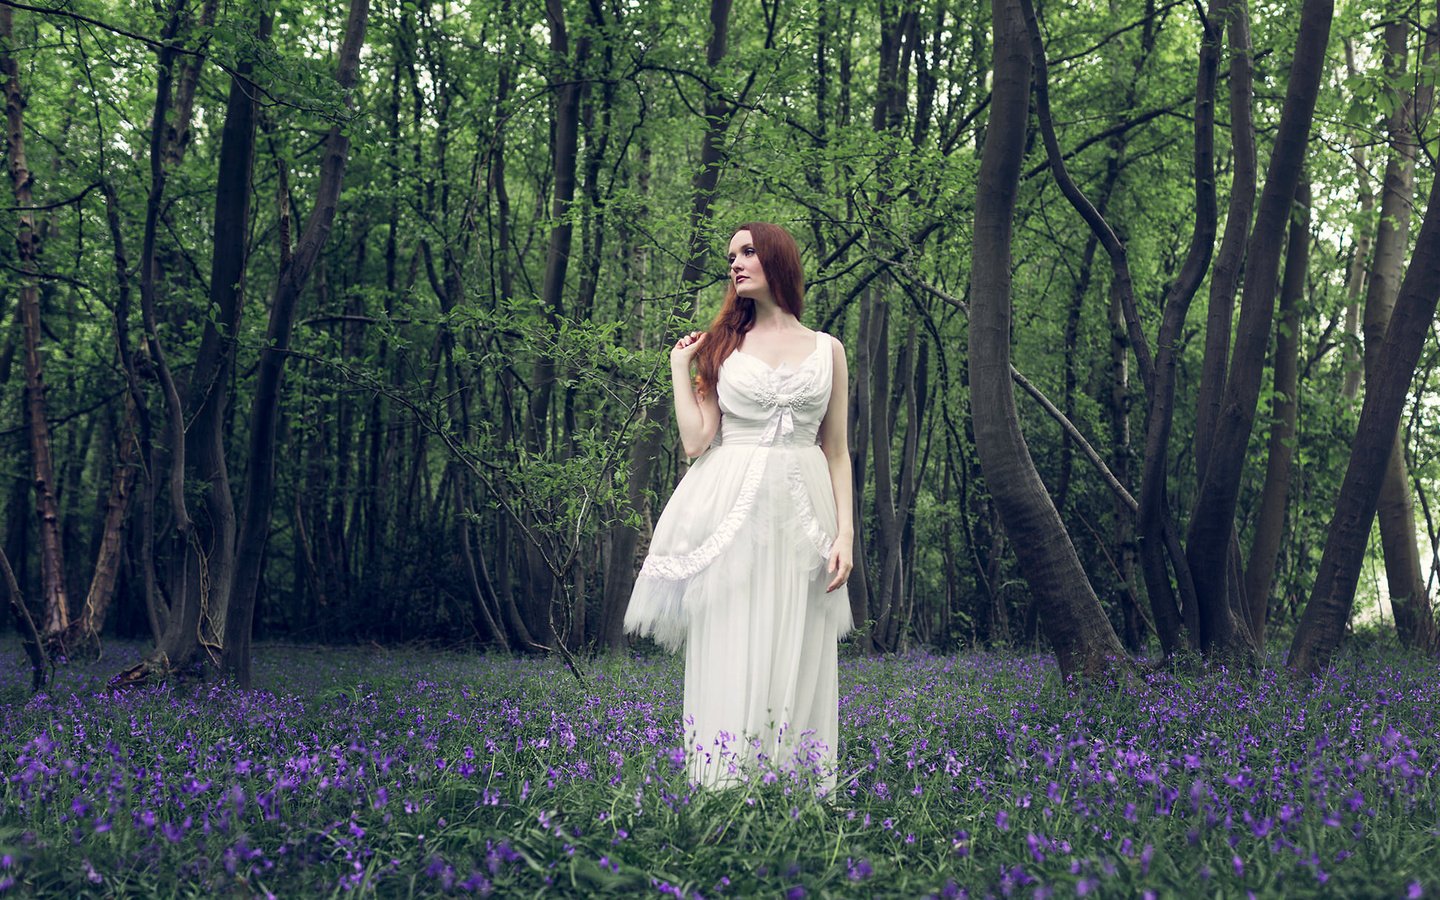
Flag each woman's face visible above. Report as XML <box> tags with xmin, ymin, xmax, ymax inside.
<box><xmin>727</xmin><ymin>230</ymin><xmax>770</xmax><ymax>301</ymax></box>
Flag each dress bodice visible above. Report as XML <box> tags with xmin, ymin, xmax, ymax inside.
<box><xmin>716</xmin><ymin>332</ymin><xmax>833</xmax><ymax>448</ymax></box>
<box><xmin>626</xmin><ymin>327</ymin><xmax>851</xmax><ymax>652</ymax></box>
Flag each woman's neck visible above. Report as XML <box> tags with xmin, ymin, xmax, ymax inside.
<box><xmin>747</xmin><ymin>297</ymin><xmax>801</xmax><ymax>331</ymax></box>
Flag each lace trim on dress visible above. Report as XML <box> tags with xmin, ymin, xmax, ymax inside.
<box><xmin>785</xmin><ymin>456</ymin><xmax>835</xmax><ymax>563</ymax></box>
<box><xmin>639</xmin><ymin>337</ymin><xmax>831</xmax><ymax>581</ymax></box>
<box><xmin>629</xmin><ymin>332</ymin><xmax>838</xmax><ymax>653</ymax></box>
<box><xmin>637</xmin><ymin>444</ymin><xmax>773</xmax><ymax>581</ymax></box>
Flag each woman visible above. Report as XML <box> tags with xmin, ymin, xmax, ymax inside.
<box><xmin>625</xmin><ymin>222</ymin><xmax>854</xmax><ymax>791</ymax></box>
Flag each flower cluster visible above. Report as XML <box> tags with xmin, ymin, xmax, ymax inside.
<box><xmin>1</xmin><ymin>640</ymin><xmax>1436</xmax><ymax>896</ymax></box>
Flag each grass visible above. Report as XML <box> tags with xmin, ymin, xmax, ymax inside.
<box><xmin>1</xmin><ymin>637</ymin><xmax>1437</xmax><ymax>897</ymax></box>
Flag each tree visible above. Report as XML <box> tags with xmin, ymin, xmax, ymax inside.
<box><xmin>2</xmin><ymin>4</ymin><xmax>69</xmax><ymax>641</ymax></box>
<box><xmin>1289</xmin><ymin>162</ymin><xmax>1440</xmax><ymax>674</ymax></box>
<box><xmin>222</xmin><ymin>0</ymin><xmax>370</xmax><ymax>688</ymax></box>
<box><xmin>1183</xmin><ymin>0</ymin><xmax>1332</xmax><ymax>656</ymax></box>
<box><xmin>969</xmin><ymin>0</ymin><xmax>1128</xmax><ymax>678</ymax></box>
<box><xmin>1242</xmin><ymin>177</ymin><xmax>1308</xmax><ymax>646</ymax></box>
<box><xmin>1359</xmin><ymin>14</ymin><xmax>1438</xmax><ymax>653</ymax></box>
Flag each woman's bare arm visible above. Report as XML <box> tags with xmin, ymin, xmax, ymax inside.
<box><xmin>817</xmin><ymin>334</ymin><xmax>854</xmax><ymax>592</ymax></box>
<box><xmin>671</xmin><ymin>331</ymin><xmax>721</xmax><ymax>458</ymax></box>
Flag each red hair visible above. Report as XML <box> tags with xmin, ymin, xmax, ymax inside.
<box><xmin>694</xmin><ymin>222</ymin><xmax>806</xmax><ymax>396</ymax></box>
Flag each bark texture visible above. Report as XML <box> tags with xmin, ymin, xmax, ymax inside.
<box><xmin>1289</xmin><ymin>163</ymin><xmax>1440</xmax><ymax>675</ymax></box>
<box><xmin>970</xmin><ymin>0</ymin><xmax>1127</xmax><ymax>678</ymax></box>
<box><xmin>223</xmin><ymin>0</ymin><xmax>370</xmax><ymax>687</ymax></box>
<box><xmin>1242</xmin><ymin>177</ymin><xmax>1307</xmax><ymax>646</ymax></box>
<box><xmin>1184</xmin><ymin>0</ymin><xmax>1332</xmax><ymax>655</ymax></box>
<box><xmin>2</xmin><ymin>5</ymin><xmax>70</xmax><ymax>640</ymax></box>
<box><xmin>1363</xmin><ymin>17</ymin><xmax>1438</xmax><ymax>653</ymax></box>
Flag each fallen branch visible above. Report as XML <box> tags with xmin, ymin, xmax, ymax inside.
<box><xmin>1</xmin><ymin>545</ymin><xmax>49</xmax><ymax>691</ymax></box>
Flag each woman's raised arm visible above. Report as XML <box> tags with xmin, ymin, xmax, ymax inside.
<box><xmin>671</xmin><ymin>331</ymin><xmax>721</xmax><ymax>458</ymax></box>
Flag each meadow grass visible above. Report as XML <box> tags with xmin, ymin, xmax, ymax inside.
<box><xmin>1</xmin><ymin>637</ymin><xmax>1437</xmax><ymax>897</ymax></box>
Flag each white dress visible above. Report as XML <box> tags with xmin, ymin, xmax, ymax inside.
<box><xmin>625</xmin><ymin>330</ymin><xmax>853</xmax><ymax>790</ymax></box>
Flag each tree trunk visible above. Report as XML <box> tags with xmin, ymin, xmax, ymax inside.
<box><xmin>223</xmin><ymin>0</ymin><xmax>369</xmax><ymax>688</ymax></box>
<box><xmin>1184</xmin><ymin>0</ymin><xmax>1331</xmax><ymax>656</ymax></box>
<box><xmin>111</xmin><ymin>0</ymin><xmax>207</xmax><ymax>690</ymax></box>
<box><xmin>130</xmin><ymin>6</ymin><xmax>269</xmax><ymax>672</ymax></box>
<box><xmin>970</xmin><ymin>0</ymin><xmax>1127</xmax><ymax>678</ymax></box>
<box><xmin>100</xmin><ymin>180</ymin><xmax>164</xmax><ymax>645</ymax></box>
<box><xmin>2</xmin><ymin>5</ymin><xmax>70</xmax><ymax>640</ymax></box>
<box><xmin>1192</xmin><ymin>1</ymin><xmax>1256</xmax><ymax>482</ymax></box>
<box><xmin>1363</xmin><ymin>17</ymin><xmax>1438</xmax><ymax>654</ymax></box>
<box><xmin>1131</xmin><ymin>0</ymin><xmax>1225</xmax><ymax>657</ymax></box>
<box><xmin>527</xmin><ymin>0</ymin><xmax>590</xmax><ymax>443</ymax></box>
<box><xmin>1242</xmin><ymin>177</ymin><xmax>1307</xmax><ymax>648</ymax></box>
<box><xmin>1339</xmin><ymin>38</ymin><xmax>1373</xmax><ymax>404</ymax></box>
<box><xmin>848</xmin><ymin>291</ymin><xmax>875</xmax><ymax>641</ymax></box>
<box><xmin>1109</xmin><ymin>272</ymin><xmax>1144</xmax><ymax>652</ymax></box>
<box><xmin>62</xmin><ymin>399</ymin><xmax>140</xmax><ymax>652</ymax></box>
<box><xmin>600</xmin><ymin>0</ymin><xmax>736</xmax><ymax>650</ymax></box>
<box><xmin>1288</xmin><ymin>163</ymin><xmax>1440</xmax><ymax>675</ymax></box>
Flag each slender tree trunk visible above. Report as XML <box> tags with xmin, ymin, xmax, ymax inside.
<box><xmin>100</xmin><ymin>180</ymin><xmax>164</xmax><ymax>644</ymax></box>
<box><xmin>863</xmin><ymin>0</ymin><xmax>919</xmax><ymax>651</ymax></box>
<box><xmin>1109</xmin><ymin>278</ymin><xmax>1144</xmax><ymax>652</ymax></box>
<box><xmin>1364</xmin><ymin>17</ymin><xmax>1438</xmax><ymax>653</ymax></box>
<box><xmin>600</xmin><ymin>0</ymin><xmax>735</xmax><ymax>649</ymax></box>
<box><xmin>971</xmin><ymin>0</ymin><xmax>1127</xmax><ymax>678</ymax></box>
<box><xmin>109</xmin><ymin>0</ymin><xmax>207</xmax><ymax>690</ymax></box>
<box><xmin>1289</xmin><ymin>163</ymin><xmax>1440</xmax><ymax>675</ymax></box>
<box><xmin>848</xmin><ymin>291</ymin><xmax>875</xmax><ymax>640</ymax></box>
<box><xmin>1242</xmin><ymin>177</ymin><xmax>1308</xmax><ymax>648</ymax></box>
<box><xmin>1132</xmin><ymin>0</ymin><xmax>1225</xmax><ymax>657</ymax></box>
<box><xmin>1184</xmin><ymin>0</ymin><xmax>1331</xmax><ymax>656</ymax></box>
<box><xmin>1024</xmin><ymin>0</ymin><xmax>1217</xmax><ymax>659</ymax></box>
<box><xmin>1193</xmin><ymin>2</ymin><xmax>1256</xmax><ymax>482</ymax></box>
<box><xmin>598</xmin><ymin>139</ymin><xmax>649</xmax><ymax>649</ymax></box>
<box><xmin>1340</xmin><ymin>39</ymin><xmax>1373</xmax><ymax>404</ymax></box>
<box><xmin>2</xmin><ymin>5</ymin><xmax>70</xmax><ymax>640</ymax></box>
<box><xmin>223</xmin><ymin>0</ymin><xmax>370</xmax><ymax>688</ymax></box>
<box><xmin>527</xmin><ymin>0</ymin><xmax>589</xmax><ymax>442</ymax></box>
<box><xmin>144</xmin><ymin>8</ymin><xmax>269</xmax><ymax>676</ymax></box>
<box><xmin>519</xmin><ymin>0</ymin><xmax>592</xmax><ymax>646</ymax></box>
<box><xmin>63</xmin><ymin>399</ymin><xmax>140</xmax><ymax>651</ymax></box>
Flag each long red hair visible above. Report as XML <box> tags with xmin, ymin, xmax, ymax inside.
<box><xmin>694</xmin><ymin>222</ymin><xmax>806</xmax><ymax>396</ymax></box>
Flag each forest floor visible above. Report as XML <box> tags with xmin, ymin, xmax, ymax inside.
<box><xmin>0</xmin><ymin>637</ymin><xmax>1436</xmax><ymax>898</ymax></box>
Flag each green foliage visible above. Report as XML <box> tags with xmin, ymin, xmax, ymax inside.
<box><xmin>0</xmin><ymin>0</ymin><xmax>1437</xmax><ymax>658</ymax></box>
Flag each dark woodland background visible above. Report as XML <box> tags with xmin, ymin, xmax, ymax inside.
<box><xmin>3</xmin><ymin>0</ymin><xmax>1439</xmax><ymax>687</ymax></box>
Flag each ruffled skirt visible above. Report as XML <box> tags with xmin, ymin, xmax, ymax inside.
<box><xmin>625</xmin><ymin>443</ymin><xmax>853</xmax><ymax>789</ymax></box>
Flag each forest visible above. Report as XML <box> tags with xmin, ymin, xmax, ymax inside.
<box><xmin>3</xmin><ymin>0</ymin><xmax>1440</xmax><ymax>687</ymax></box>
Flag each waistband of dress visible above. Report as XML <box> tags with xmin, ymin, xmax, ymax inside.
<box><xmin>711</xmin><ymin>439</ymin><xmax>823</xmax><ymax>451</ymax></box>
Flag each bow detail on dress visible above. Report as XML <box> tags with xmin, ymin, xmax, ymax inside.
<box><xmin>759</xmin><ymin>398</ymin><xmax>796</xmax><ymax>446</ymax></box>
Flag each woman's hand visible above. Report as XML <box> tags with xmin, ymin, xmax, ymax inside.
<box><xmin>671</xmin><ymin>330</ymin><xmax>706</xmax><ymax>366</ymax></box>
<box><xmin>826</xmin><ymin>534</ymin><xmax>853</xmax><ymax>593</ymax></box>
